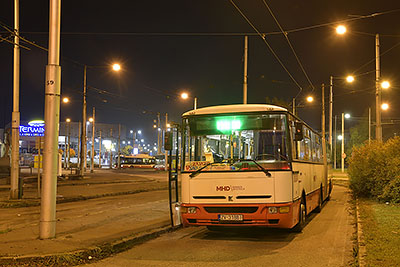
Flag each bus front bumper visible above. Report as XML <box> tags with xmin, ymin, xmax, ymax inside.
<box><xmin>180</xmin><ymin>201</ymin><xmax>300</xmax><ymax>229</ymax></box>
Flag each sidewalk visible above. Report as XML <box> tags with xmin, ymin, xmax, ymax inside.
<box><xmin>0</xmin><ymin>169</ymin><xmax>172</xmax><ymax>266</ymax></box>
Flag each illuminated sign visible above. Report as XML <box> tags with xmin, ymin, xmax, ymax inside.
<box><xmin>216</xmin><ymin>119</ymin><xmax>241</xmax><ymax>131</ymax></box>
<box><xmin>19</xmin><ymin>120</ymin><xmax>45</xmax><ymax>137</ymax></box>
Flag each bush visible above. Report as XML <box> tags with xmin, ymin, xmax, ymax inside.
<box><xmin>348</xmin><ymin>136</ymin><xmax>400</xmax><ymax>202</ymax></box>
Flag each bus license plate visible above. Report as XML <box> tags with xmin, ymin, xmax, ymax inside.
<box><xmin>218</xmin><ymin>214</ymin><xmax>243</xmax><ymax>222</ymax></box>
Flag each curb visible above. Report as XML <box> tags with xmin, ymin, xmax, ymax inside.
<box><xmin>0</xmin><ymin>186</ymin><xmax>168</xmax><ymax>208</ymax></box>
<box><xmin>356</xmin><ymin>199</ymin><xmax>366</xmax><ymax>267</ymax></box>
<box><xmin>0</xmin><ymin>223</ymin><xmax>179</xmax><ymax>266</ymax></box>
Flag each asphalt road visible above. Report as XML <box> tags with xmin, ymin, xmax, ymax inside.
<box><xmin>84</xmin><ymin>185</ymin><xmax>354</xmax><ymax>267</ymax></box>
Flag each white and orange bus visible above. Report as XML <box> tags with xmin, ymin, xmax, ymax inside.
<box><xmin>179</xmin><ymin>104</ymin><xmax>330</xmax><ymax>231</ymax></box>
<box><xmin>119</xmin><ymin>154</ymin><xmax>156</xmax><ymax>169</ymax></box>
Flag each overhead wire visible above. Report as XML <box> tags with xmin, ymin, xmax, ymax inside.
<box><xmin>261</xmin><ymin>0</ymin><xmax>315</xmax><ymax>95</ymax></box>
<box><xmin>229</xmin><ymin>0</ymin><xmax>304</xmax><ymax>92</ymax></box>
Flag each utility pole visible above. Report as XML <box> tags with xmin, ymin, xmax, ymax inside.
<box><xmin>321</xmin><ymin>84</ymin><xmax>328</xmax><ymax>193</ymax></box>
<box><xmin>109</xmin><ymin>128</ymin><xmax>113</xmax><ymax>169</ymax></box>
<box><xmin>77</xmin><ymin>121</ymin><xmax>81</xmax><ymax>168</ymax></box>
<box><xmin>40</xmin><ymin>0</ymin><xmax>61</xmax><ymax>239</ymax></box>
<box><xmin>368</xmin><ymin>107</ymin><xmax>371</xmax><ymax>144</ymax></box>
<box><xmin>64</xmin><ymin>122</ymin><xmax>67</xmax><ymax>169</ymax></box>
<box><xmin>334</xmin><ymin>115</ymin><xmax>337</xmax><ymax>169</ymax></box>
<box><xmin>165</xmin><ymin>113</ymin><xmax>168</xmax><ymax>169</ymax></box>
<box><xmin>67</xmin><ymin>120</ymin><xmax>70</xmax><ymax>168</ymax></box>
<box><xmin>194</xmin><ymin>97</ymin><xmax>198</xmax><ymax>110</ymax></box>
<box><xmin>99</xmin><ymin>130</ymin><xmax>102</xmax><ymax>168</ymax></box>
<box><xmin>329</xmin><ymin>76</ymin><xmax>333</xmax><ymax>149</ymax></box>
<box><xmin>80</xmin><ymin>65</ymin><xmax>87</xmax><ymax>175</ymax></box>
<box><xmin>157</xmin><ymin>113</ymin><xmax>161</xmax><ymax>155</ymax></box>
<box><xmin>90</xmin><ymin>107</ymin><xmax>95</xmax><ymax>173</ymax></box>
<box><xmin>117</xmin><ymin>124</ymin><xmax>121</xmax><ymax>169</ymax></box>
<box><xmin>10</xmin><ymin>0</ymin><xmax>21</xmax><ymax>199</ymax></box>
<box><xmin>341</xmin><ymin>113</ymin><xmax>345</xmax><ymax>173</ymax></box>
<box><xmin>375</xmin><ymin>34</ymin><xmax>382</xmax><ymax>141</ymax></box>
<box><xmin>292</xmin><ymin>98</ymin><xmax>295</xmax><ymax>115</ymax></box>
<box><xmin>243</xmin><ymin>35</ymin><xmax>248</xmax><ymax>104</ymax></box>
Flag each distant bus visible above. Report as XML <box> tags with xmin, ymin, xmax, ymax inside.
<box><xmin>179</xmin><ymin>104</ymin><xmax>331</xmax><ymax>231</ymax></box>
<box><xmin>118</xmin><ymin>154</ymin><xmax>156</xmax><ymax>169</ymax></box>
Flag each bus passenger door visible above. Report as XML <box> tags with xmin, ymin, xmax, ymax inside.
<box><xmin>292</xmin><ymin>163</ymin><xmax>301</xmax><ymax>200</ymax></box>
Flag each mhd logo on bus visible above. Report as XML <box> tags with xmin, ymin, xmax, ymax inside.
<box><xmin>19</xmin><ymin>120</ymin><xmax>45</xmax><ymax>137</ymax></box>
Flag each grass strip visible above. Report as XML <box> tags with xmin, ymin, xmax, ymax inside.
<box><xmin>358</xmin><ymin>199</ymin><xmax>400</xmax><ymax>266</ymax></box>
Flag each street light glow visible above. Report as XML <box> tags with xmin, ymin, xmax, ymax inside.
<box><xmin>381</xmin><ymin>81</ymin><xmax>390</xmax><ymax>89</ymax></box>
<box><xmin>88</xmin><ymin>117</ymin><xmax>94</xmax><ymax>122</ymax></box>
<box><xmin>62</xmin><ymin>97</ymin><xmax>69</xmax><ymax>103</ymax></box>
<box><xmin>336</xmin><ymin>25</ymin><xmax>347</xmax><ymax>35</ymax></box>
<box><xmin>338</xmin><ymin>135</ymin><xmax>343</xmax><ymax>140</ymax></box>
<box><xmin>306</xmin><ymin>96</ymin><xmax>314</xmax><ymax>103</ymax></box>
<box><xmin>137</xmin><ymin>130</ymin><xmax>142</xmax><ymax>134</ymax></box>
<box><xmin>66</xmin><ymin>118</ymin><xmax>71</xmax><ymax>123</ymax></box>
<box><xmin>345</xmin><ymin>113</ymin><xmax>351</xmax><ymax>119</ymax></box>
<box><xmin>346</xmin><ymin>75</ymin><xmax>355</xmax><ymax>83</ymax></box>
<box><xmin>112</xmin><ymin>63</ymin><xmax>121</xmax><ymax>71</ymax></box>
<box><xmin>181</xmin><ymin>92</ymin><xmax>189</xmax><ymax>99</ymax></box>
<box><xmin>381</xmin><ymin>103</ymin><xmax>389</xmax><ymax>110</ymax></box>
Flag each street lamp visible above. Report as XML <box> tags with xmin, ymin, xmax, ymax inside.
<box><xmin>381</xmin><ymin>81</ymin><xmax>390</xmax><ymax>89</ymax></box>
<box><xmin>181</xmin><ymin>92</ymin><xmax>198</xmax><ymax>109</ymax></box>
<box><xmin>89</xmin><ymin>108</ymin><xmax>95</xmax><ymax>173</ymax></box>
<box><xmin>62</xmin><ymin>97</ymin><xmax>70</xmax><ymax>103</ymax></box>
<box><xmin>381</xmin><ymin>103</ymin><xmax>389</xmax><ymax>110</ymax></box>
<box><xmin>336</xmin><ymin>25</ymin><xmax>347</xmax><ymax>35</ymax></box>
<box><xmin>306</xmin><ymin>96</ymin><xmax>314</xmax><ymax>103</ymax></box>
<box><xmin>80</xmin><ymin>63</ymin><xmax>121</xmax><ymax>176</ymax></box>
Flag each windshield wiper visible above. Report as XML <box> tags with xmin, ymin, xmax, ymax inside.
<box><xmin>189</xmin><ymin>159</ymin><xmax>232</xmax><ymax>178</ymax></box>
<box><xmin>237</xmin><ymin>159</ymin><xmax>272</xmax><ymax>177</ymax></box>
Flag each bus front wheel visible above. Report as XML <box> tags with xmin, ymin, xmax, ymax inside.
<box><xmin>292</xmin><ymin>200</ymin><xmax>306</xmax><ymax>232</ymax></box>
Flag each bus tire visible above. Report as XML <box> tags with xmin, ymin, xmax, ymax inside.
<box><xmin>314</xmin><ymin>188</ymin><xmax>322</xmax><ymax>213</ymax></box>
<box><xmin>292</xmin><ymin>199</ymin><xmax>306</xmax><ymax>233</ymax></box>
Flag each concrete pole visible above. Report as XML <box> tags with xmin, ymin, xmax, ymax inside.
<box><xmin>99</xmin><ymin>130</ymin><xmax>102</xmax><ymax>168</ymax></box>
<box><xmin>165</xmin><ymin>113</ymin><xmax>168</xmax><ymax>169</ymax></box>
<box><xmin>40</xmin><ymin>0</ymin><xmax>61</xmax><ymax>239</ymax></box>
<box><xmin>334</xmin><ymin>115</ymin><xmax>337</xmax><ymax>169</ymax></box>
<box><xmin>375</xmin><ymin>34</ymin><xmax>382</xmax><ymax>141</ymax></box>
<box><xmin>64</xmin><ymin>122</ymin><xmax>67</xmax><ymax>169</ymax></box>
<box><xmin>329</xmin><ymin>76</ymin><xmax>333</xmax><ymax>149</ymax></box>
<box><xmin>243</xmin><ymin>35</ymin><xmax>248</xmax><ymax>104</ymax></box>
<box><xmin>117</xmin><ymin>124</ymin><xmax>121</xmax><ymax>169</ymax></box>
<box><xmin>194</xmin><ymin>97</ymin><xmax>197</xmax><ymax>110</ymax></box>
<box><xmin>157</xmin><ymin>113</ymin><xmax>161</xmax><ymax>155</ymax></box>
<box><xmin>80</xmin><ymin>65</ymin><xmax>87</xmax><ymax>175</ymax></box>
<box><xmin>90</xmin><ymin>107</ymin><xmax>95</xmax><ymax>173</ymax></box>
<box><xmin>341</xmin><ymin>113</ymin><xmax>345</xmax><ymax>173</ymax></box>
<box><xmin>109</xmin><ymin>128</ymin><xmax>113</xmax><ymax>169</ymax></box>
<box><xmin>368</xmin><ymin>107</ymin><xmax>371</xmax><ymax>144</ymax></box>
<box><xmin>67</xmin><ymin>121</ymin><xmax>70</xmax><ymax>168</ymax></box>
<box><xmin>37</xmin><ymin>136</ymin><xmax>41</xmax><ymax>198</ymax></box>
<box><xmin>77</xmin><ymin>121</ymin><xmax>81</xmax><ymax>167</ymax></box>
<box><xmin>10</xmin><ymin>0</ymin><xmax>21</xmax><ymax>199</ymax></box>
<box><xmin>321</xmin><ymin>84</ymin><xmax>328</xmax><ymax>190</ymax></box>
<box><xmin>292</xmin><ymin>98</ymin><xmax>295</xmax><ymax>115</ymax></box>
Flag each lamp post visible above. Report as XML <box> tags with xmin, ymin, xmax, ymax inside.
<box><xmin>10</xmin><ymin>0</ymin><xmax>21</xmax><ymax>199</ymax></box>
<box><xmin>89</xmin><ymin>107</ymin><xmax>95</xmax><ymax>173</ymax></box>
<box><xmin>80</xmin><ymin>63</ymin><xmax>120</xmax><ymax>176</ymax></box>
<box><xmin>66</xmin><ymin>118</ymin><xmax>71</xmax><ymax>168</ymax></box>
<box><xmin>341</xmin><ymin>113</ymin><xmax>351</xmax><ymax>173</ymax></box>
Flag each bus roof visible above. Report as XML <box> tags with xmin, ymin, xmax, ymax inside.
<box><xmin>121</xmin><ymin>154</ymin><xmax>155</xmax><ymax>159</ymax></box>
<box><xmin>182</xmin><ymin>104</ymin><xmax>287</xmax><ymax>117</ymax></box>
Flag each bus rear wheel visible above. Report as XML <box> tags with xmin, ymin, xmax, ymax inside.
<box><xmin>292</xmin><ymin>200</ymin><xmax>306</xmax><ymax>232</ymax></box>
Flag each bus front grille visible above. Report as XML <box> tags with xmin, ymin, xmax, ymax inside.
<box><xmin>204</xmin><ymin>207</ymin><xmax>258</xmax><ymax>213</ymax></box>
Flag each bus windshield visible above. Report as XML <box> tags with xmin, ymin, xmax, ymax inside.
<box><xmin>182</xmin><ymin>113</ymin><xmax>289</xmax><ymax>172</ymax></box>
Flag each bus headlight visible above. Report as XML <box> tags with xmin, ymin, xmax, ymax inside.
<box><xmin>279</xmin><ymin>206</ymin><xmax>290</xmax><ymax>213</ymax></box>
<box><xmin>181</xmin><ymin>207</ymin><xmax>197</xmax><ymax>214</ymax></box>
<box><xmin>268</xmin><ymin>207</ymin><xmax>278</xmax><ymax>214</ymax></box>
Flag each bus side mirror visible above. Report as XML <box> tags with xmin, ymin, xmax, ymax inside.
<box><xmin>294</xmin><ymin>122</ymin><xmax>304</xmax><ymax>141</ymax></box>
<box><xmin>164</xmin><ymin>131</ymin><xmax>173</xmax><ymax>151</ymax></box>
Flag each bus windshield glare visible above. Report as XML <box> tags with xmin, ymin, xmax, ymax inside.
<box><xmin>182</xmin><ymin>113</ymin><xmax>289</xmax><ymax>172</ymax></box>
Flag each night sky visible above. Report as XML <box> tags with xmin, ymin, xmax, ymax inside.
<box><xmin>1</xmin><ymin>0</ymin><xmax>400</xmax><ymax>143</ymax></box>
